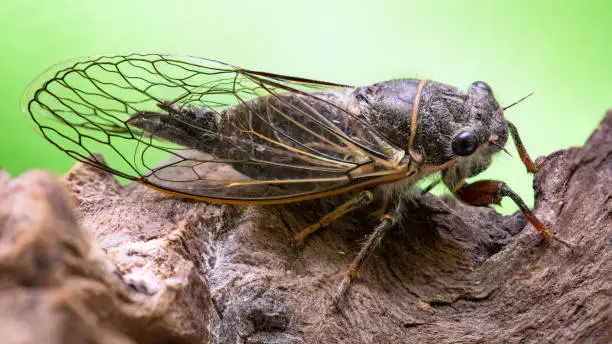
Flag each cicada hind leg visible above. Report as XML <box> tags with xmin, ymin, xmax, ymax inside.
<box><xmin>331</xmin><ymin>209</ymin><xmax>395</xmax><ymax>309</ymax></box>
<box><xmin>294</xmin><ymin>191</ymin><xmax>399</xmax><ymax>309</ymax></box>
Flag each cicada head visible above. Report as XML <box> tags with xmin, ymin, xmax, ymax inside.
<box><xmin>355</xmin><ymin>79</ymin><xmax>509</xmax><ymax>178</ymax></box>
<box><xmin>443</xmin><ymin>81</ymin><xmax>509</xmax><ymax>178</ymax></box>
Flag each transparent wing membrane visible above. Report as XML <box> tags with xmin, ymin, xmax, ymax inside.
<box><xmin>23</xmin><ymin>53</ymin><xmax>406</xmax><ymax>203</ymax></box>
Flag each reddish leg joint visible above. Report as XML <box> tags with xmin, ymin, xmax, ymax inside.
<box><xmin>456</xmin><ymin>180</ymin><xmax>573</xmax><ymax>248</ymax></box>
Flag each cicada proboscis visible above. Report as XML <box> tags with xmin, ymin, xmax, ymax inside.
<box><xmin>21</xmin><ymin>53</ymin><xmax>572</xmax><ymax>307</ymax></box>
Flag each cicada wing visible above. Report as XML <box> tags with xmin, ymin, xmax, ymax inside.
<box><xmin>23</xmin><ymin>53</ymin><xmax>407</xmax><ymax>204</ymax></box>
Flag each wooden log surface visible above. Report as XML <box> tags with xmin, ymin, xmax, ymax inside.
<box><xmin>0</xmin><ymin>111</ymin><xmax>610</xmax><ymax>343</ymax></box>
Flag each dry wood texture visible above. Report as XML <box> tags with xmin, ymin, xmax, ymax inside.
<box><xmin>0</xmin><ymin>111</ymin><xmax>610</xmax><ymax>343</ymax></box>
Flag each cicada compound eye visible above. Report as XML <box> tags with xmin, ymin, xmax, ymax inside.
<box><xmin>471</xmin><ymin>81</ymin><xmax>492</xmax><ymax>93</ymax></box>
<box><xmin>452</xmin><ymin>130</ymin><xmax>479</xmax><ymax>156</ymax></box>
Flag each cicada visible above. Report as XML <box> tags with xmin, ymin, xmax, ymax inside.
<box><xmin>22</xmin><ymin>53</ymin><xmax>572</xmax><ymax>307</ymax></box>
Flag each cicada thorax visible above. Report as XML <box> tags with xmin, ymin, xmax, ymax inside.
<box><xmin>356</xmin><ymin>80</ymin><xmax>469</xmax><ymax>166</ymax></box>
<box><xmin>359</xmin><ymin>79</ymin><xmax>510</xmax><ymax>178</ymax></box>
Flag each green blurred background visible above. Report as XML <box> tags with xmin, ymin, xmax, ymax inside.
<box><xmin>1</xmin><ymin>1</ymin><xmax>610</xmax><ymax>213</ymax></box>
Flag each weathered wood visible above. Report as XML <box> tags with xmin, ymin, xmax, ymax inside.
<box><xmin>0</xmin><ymin>111</ymin><xmax>610</xmax><ymax>343</ymax></box>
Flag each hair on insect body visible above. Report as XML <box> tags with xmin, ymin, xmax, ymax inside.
<box><xmin>22</xmin><ymin>53</ymin><xmax>573</xmax><ymax>309</ymax></box>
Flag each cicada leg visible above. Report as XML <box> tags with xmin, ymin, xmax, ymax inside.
<box><xmin>453</xmin><ymin>179</ymin><xmax>574</xmax><ymax>248</ymax></box>
<box><xmin>332</xmin><ymin>211</ymin><xmax>395</xmax><ymax>309</ymax></box>
<box><xmin>295</xmin><ymin>190</ymin><xmax>374</xmax><ymax>244</ymax></box>
<box><xmin>421</xmin><ymin>179</ymin><xmax>441</xmax><ymax>194</ymax></box>
<box><xmin>507</xmin><ymin>120</ymin><xmax>537</xmax><ymax>173</ymax></box>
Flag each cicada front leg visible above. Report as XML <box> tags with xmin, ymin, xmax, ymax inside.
<box><xmin>447</xmin><ymin>175</ymin><xmax>574</xmax><ymax>248</ymax></box>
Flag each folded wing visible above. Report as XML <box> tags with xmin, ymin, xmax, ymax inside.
<box><xmin>23</xmin><ymin>53</ymin><xmax>407</xmax><ymax>203</ymax></box>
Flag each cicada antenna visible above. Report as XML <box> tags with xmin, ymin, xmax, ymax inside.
<box><xmin>502</xmin><ymin>92</ymin><xmax>534</xmax><ymax>111</ymax></box>
<box><xmin>490</xmin><ymin>141</ymin><xmax>512</xmax><ymax>157</ymax></box>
